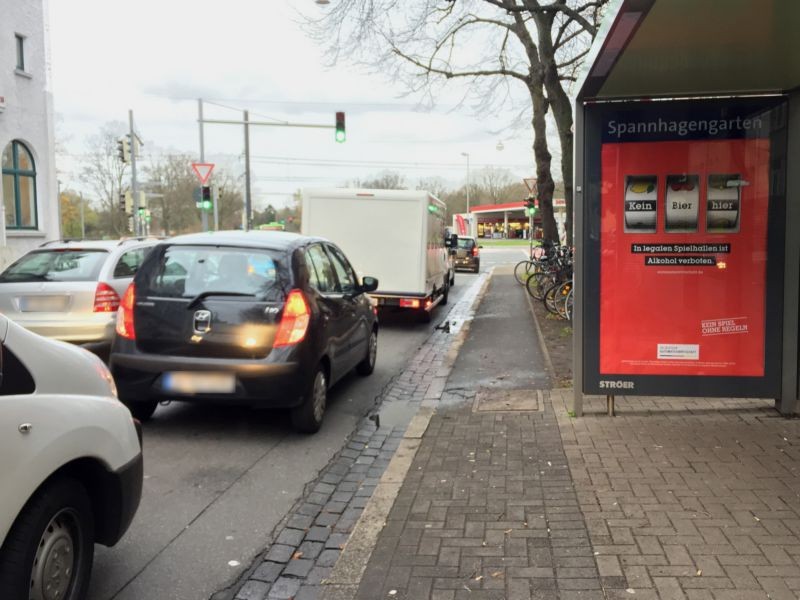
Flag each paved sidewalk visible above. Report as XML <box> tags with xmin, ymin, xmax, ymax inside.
<box><xmin>331</xmin><ymin>272</ymin><xmax>800</xmax><ymax>599</ymax></box>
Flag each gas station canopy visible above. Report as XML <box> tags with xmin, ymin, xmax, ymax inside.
<box><xmin>579</xmin><ymin>0</ymin><xmax>800</xmax><ymax>101</ymax></box>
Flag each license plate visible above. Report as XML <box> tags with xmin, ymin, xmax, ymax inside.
<box><xmin>19</xmin><ymin>295</ymin><xmax>70</xmax><ymax>312</ymax></box>
<box><xmin>163</xmin><ymin>372</ymin><xmax>236</xmax><ymax>394</ymax></box>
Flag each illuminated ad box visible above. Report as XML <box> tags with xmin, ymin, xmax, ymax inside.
<box><xmin>582</xmin><ymin>98</ymin><xmax>787</xmax><ymax>397</ymax></box>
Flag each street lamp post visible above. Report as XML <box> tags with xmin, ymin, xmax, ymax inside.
<box><xmin>461</xmin><ymin>152</ymin><xmax>472</xmax><ymax>235</ymax></box>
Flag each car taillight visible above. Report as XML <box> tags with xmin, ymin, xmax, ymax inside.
<box><xmin>472</xmin><ymin>246</ymin><xmax>479</xmax><ymax>257</ymax></box>
<box><xmin>93</xmin><ymin>282</ymin><xmax>120</xmax><ymax>313</ymax></box>
<box><xmin>274</xmin><ymin>289</ymin><xmax>310</xmax><ymax>347</ymax></box>
<box><xmin>116</xmin><ymin>283</ymin><xmax>136</xmax><ymax>340</ymax></box>
<box><xmin>399</xmin><ymin>298</ymin><xmax>421</xmax><ymax>309</ymax></box>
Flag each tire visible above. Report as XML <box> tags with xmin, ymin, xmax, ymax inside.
<box><xmin>514</xmin><ymin>260</ymin><xmax>534</xmax><ymax>284</ymax></box>
<box><xmin>441</xmin><ymin>280</ymin><xmax>450</xmax><ymax>305</ymax></box>
<box><xmin>291</xmin><ymin>365</ymin><xmax>327</xmax><ymax>433</ymax></box>
<box><xmin>418</xmin><ymin>309</ymin><xmax>432</xmax><ymax>324</ymax></box>
<box><xmin>356</xmin><ymin>330</ymin><xmax>377</xmax><ymax>376</ymax></box>
<box><xmin>124</xmin><ymin>399</ymin><xmax>158</xmax><ymax>422</ymax></box>
<box><xmin>0</xmin><ymin>477</ymin><xmax>95</xmax><ymax>600</ymax></box>
<box><xmin>472</xmin><ymin>261</ymin><xmax>480</xmax><ymax>273</ymax></box>
<box><xmin>526</xmin><ymin>273</ymin><xmax>550</xmax><ymax>300</ymax></box>
<box><xmin>450</xmin><ymin>271</ymin><xmax>455</xmax><ymax>287</ymax></box>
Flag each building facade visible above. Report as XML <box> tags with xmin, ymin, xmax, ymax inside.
<box><xmin>0</xmin><ymin>0</ymin><xmax>58</xmax><ymax>268</ymax></box>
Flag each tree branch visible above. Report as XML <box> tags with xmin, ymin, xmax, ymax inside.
<box><xmin>556</xmin><ymin>47</ymin><xmax>589</xmax><ymax>68</ymax></box>
<box><xmin>391</xmin><ymin>46</ymin><xmax>529</xmax><ymax>83</ymax></box>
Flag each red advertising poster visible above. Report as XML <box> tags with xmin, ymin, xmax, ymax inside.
<box><xmin>600</xmin><ymin>138</ymin><xmax>770</xmax><ymax>376</ymax></box>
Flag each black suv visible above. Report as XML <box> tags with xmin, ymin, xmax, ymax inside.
<box><xmin>110</xmin><ymin>231</ymin><xmax>378</xmax><ymax>433</ymax></box>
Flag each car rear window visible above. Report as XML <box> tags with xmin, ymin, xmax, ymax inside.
<box><xmin>457</xmin><ymin>238</ymin><xmax>475</xmax><ymax>249</ymax></box>
<box><xmin>138</xmin><ymin>245</ymin><xmax>288</xmax><ymax>301</ymax></box>
<box><xmin>0</xmin><ymin>249</ymin><xmax>109</xmax><ymax>283</ymax></box>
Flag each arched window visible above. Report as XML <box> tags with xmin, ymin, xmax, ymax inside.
<box><xmin>2</xmin><ymin>141</ymin><xmax>37</xmax><ymax>229</ymax></box>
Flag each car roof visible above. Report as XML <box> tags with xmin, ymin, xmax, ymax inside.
<box><xmin>37</xmin><ymin>238</ymin><xmax>160</xmax><ymax>251</ymax></box>
<box><xmin>164</xmin><ymin>230</ymin><xmax>326</xmax><ymax>252</ymax></box>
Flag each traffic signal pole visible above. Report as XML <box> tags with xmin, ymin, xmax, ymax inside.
<box><xmin>197</xmin><ymin>99</ymin><xmax>341</xmax><ymax>232</ymax></box>
<box><xmin>244</xmin><ymin>110</ymin><xmax>252</xmax><ymax>231</ymax></box>
<box><xmin>129</xmin><ymin>110</ymin><xmax>141</xmax><ymax>236</ymax></box>
<box><xmin>198</xmin><ymin>100</ymin><xmax>209</xmax><ymax>232</ymax></box>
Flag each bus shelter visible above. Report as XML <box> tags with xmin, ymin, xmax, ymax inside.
<box><xmin>573</xmin><ymin>0</ymin><xmax>800</xmax><ymax>416</ymax></box>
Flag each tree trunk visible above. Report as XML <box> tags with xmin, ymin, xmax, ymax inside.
<box><xmin>534</xmin><ymin>11</ymin><xmax>575</xmax><ymax>246</ymax></box>
<box><xmin>528</xmin><ymin>74</ymin><xmax>559</xmax><ymax>243</ymax></box>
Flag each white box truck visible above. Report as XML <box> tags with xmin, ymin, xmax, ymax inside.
<box><xmin>302</xmin><ymin>188</ymin><xmax>455</xmax><ymax>321</ymax></box>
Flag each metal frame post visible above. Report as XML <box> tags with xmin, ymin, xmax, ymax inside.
<box><xmin>572</xmin><ymin>101</ymin><xmax>585</xmax><ymax>417</ymax></box>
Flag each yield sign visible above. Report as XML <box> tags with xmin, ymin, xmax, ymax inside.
<box><xmin>523</xmin><ymin>177</ymin><xmax>538</xmax><ymax>194</ymax></box>
<box><xmin>191</xmin><ymin>163</ymin><xmax>215</xmax><ymax>185</ymax></box>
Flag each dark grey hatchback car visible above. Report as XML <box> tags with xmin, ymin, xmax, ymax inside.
<box><xmin>110</xmin><ymin>231</ymin><xmax>378</xmax><ymax>432</ymax></box>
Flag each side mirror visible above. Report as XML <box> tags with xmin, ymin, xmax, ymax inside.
<box><xmin>360</xmin><ymin>276</ymin><xmax>379</xmax><ymax>293</ymax></box>
<box><xmin>445</xmin><ymin>233</ymin><xmax>458</xmax><ymax>248</ymax></box>
<box><xmin>479</xmin><ymin>245</ymin><xmax>484</xmax><ymax>249</ymax></box>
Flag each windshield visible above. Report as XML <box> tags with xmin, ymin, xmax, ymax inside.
<box><xmin>139</xmin><ymin>245</ymin><xmax>288</xmax><ymax>301</ymax></box>
<box><xmin>457</xmin><ymin>238</ymin><xmax>476</xmax><ymax>249</ymax></box>
<box><xmin>0</xmin><ymin>249</ymin><xmax>109</xmax><ymax>283</ymax></box>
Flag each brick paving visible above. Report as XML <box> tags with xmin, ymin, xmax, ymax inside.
<box><xmin>353</xmin><ymin>400</ymin><xmax>603</xmax><ymax>600</ymax></box>
<box><xmin>551</xmin><ymin>391</ymin><xmax>800</xmax><ymax>600</ymax></box>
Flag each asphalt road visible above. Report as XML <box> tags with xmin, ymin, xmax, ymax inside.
<box><xmin>87</xmin><ymin>274</ymin><xmax>480</xmax><ymax>600</ymax></box>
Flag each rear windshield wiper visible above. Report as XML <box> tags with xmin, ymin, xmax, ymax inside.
<box><xmin>186</xmin><ymin>291</ymin><xmax>255</xmax><ymax>309</ymax></box>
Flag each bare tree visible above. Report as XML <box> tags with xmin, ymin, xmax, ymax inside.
<box><xmin>416</xmin><ymin>176</ymin><xmax>449</xmax><ymax>199</ymax></box>
<box><xmin>350</xmin><ymin>171</ymin><xmax>407</xmax><ymax>189</ymax></box>
<box><xmin>479</xmin><ymin>166</ymin><xmax>515</xmax><ymax>204</ymax></box>
<box><xmin>306</xmin><ymin>0</ymin><xmax>607</xmax><ymax>244</ymax></box>
<box><xmin>79</xmin><ymin>122</ymin><xmax>129</xmax><ymax>236</ymax></box>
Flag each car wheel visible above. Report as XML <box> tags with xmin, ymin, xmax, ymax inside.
<box><xmin>441</xmin><ymin>280</ymin><xmax>450</xmax><ymax>305</ymax></box>
<box><xmin>0</xmin><ymin>477</ymin><xmax>94</xmax><ymax>600</ymax></box>
<box><xmin>356</xmin><ymin>330</ymin><xmax>378</xmax><ymax>376</ymax></box>
<box><xmin>124</xmin><ymin>399</ymin><xmax>158</xmax><ymax>422</ymax></box>
<box><xmin>291</xmin><ymin>366</ymin><xmax>327</xmax><ymax>433</ymax></box>
<box><xmin>473</xmin><ymin>262</ymin><xmax>480</xmax><ymax>273</ymax></box>
<box><xmin>418</xmin><ymin>309</ymin><xmax>432</xmax><ymax>324</ymax></box>
<box><xmin>450</xmin><ymin>271</ymin><xmax>455</xmax><ymax>287</ymax></box>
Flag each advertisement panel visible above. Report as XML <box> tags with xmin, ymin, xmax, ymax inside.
<box><xmin>582</xmin><ymin>98</ymin><xmax>787</xmax><ymax>397</ymax></box>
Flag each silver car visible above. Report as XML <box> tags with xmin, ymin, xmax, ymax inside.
<box><xmin>0</xmin><ymin>239</ymin><xmax>158</xmax><ymax>348</ymax></box>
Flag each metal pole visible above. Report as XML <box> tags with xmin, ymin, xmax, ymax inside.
<box><xmin>198</xmin><ymin>99</ymin><xmax>208</xmax><ymax>232</ymax></box>
<box><xmin>79</xmin><ymin>192</ymin><xmax>85</xmax><ymax>239</ymax></box>
<box><xmin>244</xmin><ymin>110</ymin><xmax>252</xmax><ymax>231</ymax></box>
<box><xmin>129</xmin><ymin>110</ymin><xmax>140</xmax><ymax>236</ymax></box>
<box><xmin>56</xmin><ymin>179</ymin><xmax>62</xmax><ymax>239</ymax></box>
<box><xmin>213</xmin><ymin>184</ymin><xmax>220</xmax><ymax>231</ymax></box>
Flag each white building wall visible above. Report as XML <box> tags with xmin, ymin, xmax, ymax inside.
<box><xmin>0</xmin><ymin>0</ymin><xmax>58</xmax><ymax>269</ymax></box>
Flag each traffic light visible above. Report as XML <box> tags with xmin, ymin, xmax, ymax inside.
<box><xmin>201</xmin><ymin>185</ymin><xmax>212</xmax><ymax>211</ymax></box>
<box><xmin>525</xmin><ymin>195</ymin><xmax>538</xmax><ymax>216</ymax></box>
<box><xmin>144</xmin><ymin>209</ymin><xmax>152</xmax><ymax>223</ymax></box>
<box><xmin>117</xmin><ymin>137</ymin><xmax>131</xmax><ymax>163</ymax></box>
<box><xmin>335</xmin><ymin>111</ymin><xmax>346</xmax><ymax>143</ymax></box>
<box><xmin>119</xmin><ymin>191</ymin><xmax>133</xmax><ymax>214</ymax></box>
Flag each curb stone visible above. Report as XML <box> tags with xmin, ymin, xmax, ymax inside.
<box><xmin>220</xmin><ymin>271</ymin><xmax>494</xmax><ymax>600</ymax></box>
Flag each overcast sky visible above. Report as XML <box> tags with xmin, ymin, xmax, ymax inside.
<box><xmin>49</xmin><ymin>0</ymin><xmax>543</xmax><ymax>209</ymax></box>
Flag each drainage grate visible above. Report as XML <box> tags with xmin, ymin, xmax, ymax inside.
<box><xmin>474</xmin><ymin>388</ymin><xmax>541</xmax><ymax>412</ymax></box>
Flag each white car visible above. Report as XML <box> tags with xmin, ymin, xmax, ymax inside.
<box><xmin>0</xmin><ymin>313</ymin><xmax>143</xmax><ymax>600</ymax></box>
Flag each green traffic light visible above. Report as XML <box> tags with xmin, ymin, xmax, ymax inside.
<box><xmin>202</xmin><ymin>200</ymin><xmax>212</xmax><ymax>211</ymax></box>
<box><xmin>335</xmin><ymin>129</ymin><xmax>346</xmax><ymax>143</ymax></box>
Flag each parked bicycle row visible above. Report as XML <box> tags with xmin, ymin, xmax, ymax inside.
<box><xmin>514</xmin><ymin>241</ymin><xmax>573</xmax><ymax>321</ymax></box>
